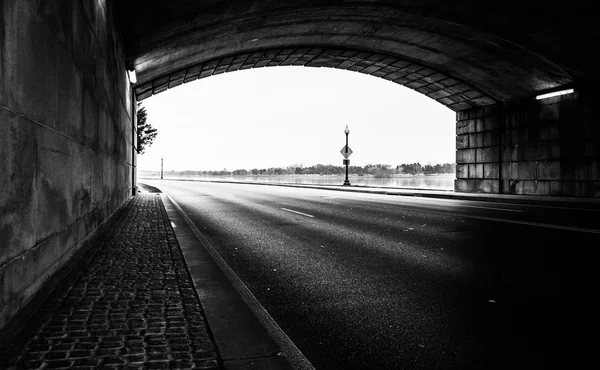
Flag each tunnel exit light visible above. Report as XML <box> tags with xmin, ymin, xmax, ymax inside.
<box><xmin>127</xmin><ymin>69</ymin><xmax>137</xmax><ymax>84</ymax></box>
<box><xmin>535</xmin><ymin>88</ymin><xmax>574</xmax><ymax>100</ymax></box>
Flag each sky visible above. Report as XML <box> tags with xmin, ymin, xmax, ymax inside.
<box><xmin>137</xmin><ymin>66</ymin><xmax>456</xmax><ymax>172</ymax></box>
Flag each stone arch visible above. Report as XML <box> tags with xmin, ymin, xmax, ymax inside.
<box><xmin>119</xmin><ymin>1</ymin><xmax>585</xmax><ymax>114</ymax></box>
<box><xmin>134</xmin><ymin>46</ymin><xmax>497</xmax><ymax>111</ymax></box>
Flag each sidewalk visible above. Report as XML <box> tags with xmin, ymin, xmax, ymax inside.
<box><xmin>0</xmin><ymin>194</ymin><xmax>223</xmax><ymax>369</ymax></box>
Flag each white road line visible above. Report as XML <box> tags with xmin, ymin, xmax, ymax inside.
<box><xmin>455</xmin><ymin>213</ymin><xmax>600</xmax><ymax>234</ymax></box>
<box><xmin>458</xmin><ymin>205</ymin><xmax>523</xmax><ymax>213</ymax></box>
<box><xmin>166</xmin><ymin>195</ymin><xmax>315</xmax><ymax>370</ymax></box>
<box><xmin>281</xmin><ymin>208</ymin><xmax>315</xmax><ymax>218</ymax></box>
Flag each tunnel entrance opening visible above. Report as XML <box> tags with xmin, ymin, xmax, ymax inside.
<box><xmin>136</xmin><ymin>64</ymin><xmax>457</xmax><ymax>190</ymax></box>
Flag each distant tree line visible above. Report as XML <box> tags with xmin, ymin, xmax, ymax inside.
<box><xmin>160</xmin><ymin>163</ymin><xmax>455</xmax><ymax>178</ymax></box>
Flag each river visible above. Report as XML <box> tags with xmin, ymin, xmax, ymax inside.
<box><xmin>138</xmin><ymin>173</ymin><xmax>455</xmax><ymax>190</ymax></box>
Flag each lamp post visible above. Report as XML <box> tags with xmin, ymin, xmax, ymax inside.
<box><xmin>343</xmin><ymin>125</ymin><xmax>351</xmax><ymax>186</ymax></box>
<box><xmin>161</xmin><ymin>157</ymin><xmax>163</xmax><ymax>179</ymax></box>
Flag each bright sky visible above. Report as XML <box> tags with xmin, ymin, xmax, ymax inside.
<box><xmin>137</xmin><ymin>66</ymin><xmax>456</xmax><ymax>172</ymax></box>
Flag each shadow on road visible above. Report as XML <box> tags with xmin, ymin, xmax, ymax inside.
<box><xmin>138</xmin><ymin>182</ymin><xmax>162</xmax><ymax>193</ymax></box>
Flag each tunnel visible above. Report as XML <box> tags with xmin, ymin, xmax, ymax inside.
<box><xmin>1</xmin><ymin>0</ymin><xmax>598</xmax><ymax>337</ymax></box>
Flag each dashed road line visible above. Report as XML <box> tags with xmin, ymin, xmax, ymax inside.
<box><xmin>281</xmin><ymin>208</ymin><xmax>315</xmax><ymax>218</ymax></box>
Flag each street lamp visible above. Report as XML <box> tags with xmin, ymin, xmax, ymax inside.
<box><xmin>343</xmin><ymin>125</ymin><xmax>351</xmax><ymax>186</ymax></box>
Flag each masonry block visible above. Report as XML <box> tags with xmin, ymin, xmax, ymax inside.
<box><xmin>549</xmin><ymin>181</ymin><xmax>563</xmax><ymax>196</ymax></box>
<box><xmin>524</xmin><ymin>143</ymin><xmax>551</xmax><ymax>161</ymax></box>
<box><xmin>501</xmin><ymin>163</ymin><xmax>510</xmax><ymax>180</ymax></box>
<box><xmin>550</xmin><ymin>142</ymin><xmax>561</xmax><ymax>159</ymax></box>
<box><xmin>456</xmin><ymin>119</ymin><xmax>476</xmax><ymax>135</ymax></box>
<box><xmin>537</xmin><ymin>161</ymin><xmax>561</xmax><ymax>180</ymax></box>
<box><xmin>36</xmin><ymin>127</ymin><xmax>75</xmax><ymax>242</ymax></box>
<box><xmin>521</xmin><ymin>180</ymin><xmax>550</xmax><ymax>195</ymax></box>
<box><xmin>477</xmin><ymin>147</ymin><xmax>500</xmax><ymax>163</ymax></box>
<box><xmin>456</xmin><ymin>134</ymin><xmax>469</xmax><ymax>150</ymax></box>
<box><xmin>57</xmin><ymin>49</ymin><xmax>84</xmax><ymax>142</ymax></box>
<box><xmin>477</xmin><ymin>179</ymin><xmax>499</xmax><ymax>193</ymax></box>
<box><xmin>536</xmin><ymin>181</ymin><xmax>551</xmax><ymax>195</ymax></box>
<box><xmin>1</xmin><ymin>0</ymin><xmax>59</xmax><ymax>128</ymax></box>
<box><xmin>82</xmin><ymin>83</ymin><xmax>99</xmax><ymax>149</ymax></box>
<box><xmin>0</xmin><ymin>108</ymin><xmax>38</xmax><ymax>267</ymax></box>
<box><xmin>484</xmin><ymin>115</ymin><xmax>500</xmax><ymax>131</ymax></box>
<box><xmin>456</xmin><ymin>149</ymin><xmax>476</xmax><ymax>164</ymax></box>
<box><xmin>502</xmin><ymin>180</ymin><xmax>517</xmax><ymax>194</ymax></box>
<box><xmin>539</xmin><ymin>123</ymin><xmax>560</xmax><ymax>141</ymax></box>
<box><xmin>513</xmin><ymin>161</ymin><xmax>537</xmax><ymax>180</ymax></box>
<box><xmin>584</xmin><ymin>181</ymin><xmax>600</xmax><ymax>197</ymax></box>
<box><xmin>469</xmin><ymin>133</ymin><xmax>484</xmax><ymax>148</ymax></box>
<box><xmin>456</xmin><ymin>107</ymin><xmax>485</xmax><ymax>121</ymax></box>
<box><xmin>469</xmin><ymin>164</ymin><xmax>484</xmax><ymax>179</ymax></box>
<box><xmin>502</xmin><ymin>146</ymin><xmax>519</xmax><ymax>162</ymax></box>
<box><xmin>585</xmin><ymin>141</ymin><xmax>600</xmax><ymax>158</ymax></box>
<box><xmin>455</xmin><ymin>179</ymin><xmax>476</xmax><ymax>192</ymax></box>
<box><xmin>559</xmin><ymin>181</ymin><xmax>579</xmax><ymax>197</ymax></box>
<box><xmin>484</xmin><ymin>131</ymin><xmax>499</xmax><ymax>147</ymax></box>
<box><xmin>571</xmin><ymin>162</ymin><xmax>600</xmax><ymax>181</ymax></box>
<box><xmin>456</xmin><ymin>164</ymin><xmax>469</xmax><ymax>179</ymax></box>
<box><xmin>475</xmin><ymin>118</ymin><xmax>485</xmax><ymax>132</ymax></box>
<box><xmin>484</xmin><ymin>163</ymin><xmax>499</xmax><ymax>179</ymax></box>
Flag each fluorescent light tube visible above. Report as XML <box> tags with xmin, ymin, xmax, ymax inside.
<box><xmin>535</xmin><ymin>88</ymin><xmax>574</xmax><ymax>100</ymax></box>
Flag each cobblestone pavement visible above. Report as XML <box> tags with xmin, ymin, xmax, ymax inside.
<box><xmin>0</xmin><ymin>194</ymin><xmax>223</xmax><ymax>369</ymax></box>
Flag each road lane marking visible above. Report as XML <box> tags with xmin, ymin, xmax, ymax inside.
<box><xmin>281</xmin><ymin>208</ymin><xmax>315</xmax><ymax>218</ymax></box>
<box><xmin>448</xmin><ymin>199</ymin><xmax>600</xmax><ymax>212</ymax></box>
<box><xmin>458</xmin><ymin>205</ymin><xmax>523</xmax><ymax>212</ymax></box>
<box><xmin>455</xmin><ymin>213</ymin><xmax>600</xmax><ymax>234</ymax></box>
<box><xmin>166</xmin><ymin>195</ymin><xmax>315</xmax><ymax>370</ymax></box>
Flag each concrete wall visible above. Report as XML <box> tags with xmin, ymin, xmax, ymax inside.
<box><xmin>0</xmin><ymin>0</ymin><xmax>135</xmax><ymax>329</ymax></box>
<box><xmin>455</xmin><ymin>90</ymin><xmax>600</xmax><ymax>197</ymax></box>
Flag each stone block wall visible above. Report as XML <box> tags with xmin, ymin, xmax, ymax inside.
<box><xmin>455</xmin><ymin>105</ymin><xmax>501</xmax><ymax>193</ymax></box>
<box><xmin>502</xmin><ymin>90</ymin><xmax>600</xmax><ymax>196</ymax></box>
<box><xmin>0</xmin><ymin>0</ymin><xmax>135</xmax><ymax>329</ymax></box>
<box><xmin>455</xmin><ymin>90</ymin><xmax>600</xmax><ymax>197</ymax></box>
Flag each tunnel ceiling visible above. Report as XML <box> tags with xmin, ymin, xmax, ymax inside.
<box><xmin>114</xmin><ymin>0</ymin><xmax>597</xmax><ymax>111</ymax></box>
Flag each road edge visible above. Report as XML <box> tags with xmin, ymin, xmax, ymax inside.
<box><xmin>160</xmin><ymin>193</ymin><xmax>315</xmax><ymax>370</ymax></box>
<box><xmin>139</xmin><ymin>178</ymin><xmax>600</xmax><ymax>209</ymax></box>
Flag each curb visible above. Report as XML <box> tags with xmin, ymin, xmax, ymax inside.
<box><xmin>160</xmin><ymin>194</ymin><xmax>313</xmax><ymax>370</ymax></box>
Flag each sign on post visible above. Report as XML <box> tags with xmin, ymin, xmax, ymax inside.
<box><xmin>343</xmin><ymin>159</ymin><xmax>350</xmax><ymax>165</ymax></box>
<box><xmin>340</xmin><ymin>145</ymin><xmax>353</xmax><ymax>158</ymax></box>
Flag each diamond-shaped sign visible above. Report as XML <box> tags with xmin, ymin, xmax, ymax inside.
<box><xmin>340</xmin><ymin>145</ymin><xmax>353</xmax><ymax>158</ymax></box>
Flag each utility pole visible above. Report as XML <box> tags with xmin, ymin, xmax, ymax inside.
<box><xmin>161</xmin><ymin>157</ymin><xmax>163</xmax><ymax>179</ymax></box>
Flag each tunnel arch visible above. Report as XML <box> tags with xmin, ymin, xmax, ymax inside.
<box><xmin>118</xmin><ymin>0</ymin><xmax>586</xmax><ymax>113</ymax></box>
<box><xmin>134</xmin><ymin>46</ymin><xmax>498</xmax><ymax>111</ymax></box>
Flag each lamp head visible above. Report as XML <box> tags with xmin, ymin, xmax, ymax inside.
<box><xmin>344</xmin><ymin>125</ymin><xmax>350</xmax><ymax>134</ymax></box>
<box><xmin>127</xmin><ymin>69</ymin><xmax>137</xmax><ymax>84</ymax></box>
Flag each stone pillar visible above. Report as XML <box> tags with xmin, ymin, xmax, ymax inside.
<box><xmin>455</xmin><ymin>105</ymin><xmax>501</xmax><ymax>193</ymax></box>
<box><xmin>455</xmin><ymin>89</ymin><xmax>600</xmax><ymax>197</ymax></box>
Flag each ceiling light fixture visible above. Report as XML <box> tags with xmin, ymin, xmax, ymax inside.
<box><xmin>127</xmin><ymin>69</ymin><xmax>137</xmax><ymax>84</ymax></box>
<box><xmin>535</xmin><ymin>88</ymin><xmax>574</xmax><ymax>100</ymax></box>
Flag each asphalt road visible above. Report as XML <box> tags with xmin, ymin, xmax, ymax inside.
<box><xmin>141</xmin><ymin>179</ymin><xmax>599</xmax><ymax>369</ymax></box>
